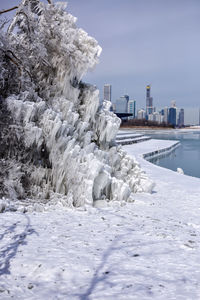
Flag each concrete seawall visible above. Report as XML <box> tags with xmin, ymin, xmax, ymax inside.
<box><xmin>143</xmin><ymin>141</ymin><xmax>180</xmax><ymax>160</ymax></box>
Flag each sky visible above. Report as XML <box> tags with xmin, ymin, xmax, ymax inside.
<box><xmin>1</xmin><ymin>0</ymin><xmax>200</xmax><ymax>123</ymax></box>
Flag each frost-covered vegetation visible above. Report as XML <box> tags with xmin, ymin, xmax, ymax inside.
<box><xmin>0</xmin><ymin>0</ymin><xmax>153</xmax><ymax>211</ymax></box>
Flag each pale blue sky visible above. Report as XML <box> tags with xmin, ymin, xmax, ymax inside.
<box><xmin>1</xmin><ymin>0</ymin><xmax>200</xmax><ymax>123</ymax></box>
<box><xmin>67</xmin><ymin>0</ymin><xmax>200</xmax><ymax>111</ymax></box>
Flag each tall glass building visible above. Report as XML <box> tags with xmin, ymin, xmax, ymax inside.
<box><xmin>128</xmin><ymin>100</ymin><xmax>136</xmax><ymax>119</ymax></box>
<box><xmin>103</xmin><ymin>84</ymin><xmax>112</xmax><ymax>101</ymax></box>
<box><xmin>146</xmin><ymin>85</ymin><xmax>153</xmax><ymax>115</ymax></box>
<box><xmin>168</xmin><ymin>107</ymin><xmax>177</xmax><ymax>126</ymax></box>
<box><xmin>178</xmin><ymin>109</ymin><xmax>184</xmax><ymax>127</ymax></box>
<box><xmin>115</xmin><ymin>95</ymin><xmax>129</xmax><ymax>113</ymax></box>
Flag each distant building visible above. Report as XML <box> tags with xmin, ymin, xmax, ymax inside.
<box><xmin>160</xmin><ymin>107</ymin><xmax>168</xmax><ymax>123</ymax></box>
<box><xmin>146</xmin><ymin>85</ymin><xmax>153</xmax><ymax>115</ymax></box>
<box><xmin>127</xmin><ymin>100</ymin><xmax>136</xmax><ymax>119</ymax></box>
<box><xmin>103</xmin><ymin>84</ymin><xmax>112</xmax><ymax>101</ymax></box>
<box><xmin>178</xmin><ymin>109</ymin><xmax>184</xmax><ymax>127</ymax></box>
<box><xmin>168</xmin><ymin>107</ymin><xmax>177</xmax><ymax>126</ymax></box>
<box><xmin>153</xmin><ymin>112</ymin><xmax>159</xmax><ymax>123</ymax></box>
<box><xmin>116</xmin><ymin>98</ymin><xmax>126</xmax><ymax>113</ymax></box>
<box><xmin>148</xmin><ymin>114</ymin><xmax>154</xmax><ymax>121</ymax></box>
<box><xmin>163</xmin><ymin>107</ymin><xmax>168</xmax><ymax>123</ymax></box>
<box><xmin>148</xmin><ymin>111</ymin><xmax>164</xmax><ymax>124</ymax></box>
<box><xmin>160</xmin><ymin>115</ymin><xmax>164</xmax><ymax>123</ymax></box>
<box><xmin>154</xmin><ymin>112</ymin><xmax>163</xmax><ymax>123</ymax></box>
<box><xmin>122</xmin><ymin>94</ymin><xmax>129</xmax><ymax>113</ymax></box>
<box><xmin>137</xmin><ymin>109</ymin><xmax>146</xmax><ymax>119</ymax></box>
<box><xmin>115</xmin><ymin>95</ymin><xmax>129</xmax><ymax>113</ymax></box>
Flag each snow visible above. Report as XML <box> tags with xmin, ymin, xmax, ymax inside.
<box><xmin>1</xmin><ymin>138</ymin><xmax>200</xmax><ymax>299</ymax></box>
<box><xmin>116</xmin><ymin>133</ymin><xmax>144</xmax><ymax>138</ymax></box>
<box><xmin>177</xmin><ymin>167</ymin><xmax>184</xmax><ymax>175</ymax></box>
<box><xmin>1</xmin><ymin>1</ymin><xmax>200</xmax><ymax>298</ymax></box>
<box><xmin>116</xmin><ymin>136</ymin><xmax>151</xmax><ymax>145</ymax></box>
<box><xmin>124</xmin><ymin>138</ymin><xmax>180</xmax><ymax>159</ymax></box>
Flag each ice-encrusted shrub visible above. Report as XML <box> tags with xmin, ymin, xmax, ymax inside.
<box><xmin>0</xmin><ymin>0</ymin><xmax>154</xmax><ymax>210</ymax></box>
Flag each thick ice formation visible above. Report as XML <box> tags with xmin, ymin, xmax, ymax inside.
<box><xmin>0</xmin><ymin>0</ymin><xmax>154</xmax><ymax>210</ymax></box>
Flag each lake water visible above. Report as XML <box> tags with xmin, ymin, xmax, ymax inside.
<box><xmin>144</xmin><ymin>130</ymin><xmax>200</xmax><ymax>179</ymax></box>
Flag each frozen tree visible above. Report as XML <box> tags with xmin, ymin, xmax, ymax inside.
<box><xmin>0</xmin><ymin>0</ymin><xmax>154</xmax><ymax>211</ymax></box>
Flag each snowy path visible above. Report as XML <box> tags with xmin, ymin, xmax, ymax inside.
<box><xmin>1</xmin><ymin>140</ymin><xmax>200</xmax><ymax>299</ymax></box>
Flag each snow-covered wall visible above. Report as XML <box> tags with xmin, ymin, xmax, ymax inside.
<box><xmin>0</xmin><ymin>0</ymin><xmax>154</xmax><ymax>211</ymax></box>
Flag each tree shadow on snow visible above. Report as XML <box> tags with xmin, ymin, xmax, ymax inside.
<box><xmin>76</xmin><ymin>210</ymin><xmax>179</xmax><ymax>300</ymax></box>
<box><xmin>0</xmin><ymin>214</ymin><xmax>38</xmax><ymax>276</ymax></box>
<box><xmin>78</xmin><ymin>235</ymin><xmax>123</xmax><ymax>300</ymax></box>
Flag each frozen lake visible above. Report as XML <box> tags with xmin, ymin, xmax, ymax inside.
<box><xmin>144</xmin><ymin>130</ymin><xmax>200</xmax><ymax>179</ymax></box>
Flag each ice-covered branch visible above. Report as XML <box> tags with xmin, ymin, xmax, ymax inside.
<box><xmin>0</xmin><ymin>48</ymin><xmax>21</xmax><ymax>70</ymax></box>
<box><xmin>0</xmin><ymin>19</ymin><xmax>10</xmax><ymax>30</ymax></box>
<box><xmin>0</xmin><ymin>48</ymin><xmax>32</xmax><ymax>81</ymax></box>
<box><xmin>0</xmin><ymin>6</ymin><xmax>18</xmax><ymax>15</ymax></box>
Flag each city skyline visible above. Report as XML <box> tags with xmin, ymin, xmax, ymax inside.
<box><xmin>68</xmin><ymin>0</ymin><xmax>200</xmax><ymax>125</ymax></box>
<box><xmin>110</xmin><ymin>84</ymin><xmax>185</xmax><ymax>127</ymax></box>
<box><xmin>104</xmin><ymin>83</ymin><xmax>199</xmax><ymax>125</ymax></box>
<box><xmin>65</xmin><ymin>0</ymin><xmax>200</xmax><ymax>108</ymax></box>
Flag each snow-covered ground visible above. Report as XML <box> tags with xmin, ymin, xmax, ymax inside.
<box><xmin>1</xmin><ymin>139</ymin><xmax>200</xmax><ymax>299</ymax></box>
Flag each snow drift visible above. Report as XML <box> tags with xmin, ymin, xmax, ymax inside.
<box><xmin>0</xmin><ymin>0</ymin><xmax>154</xmax><ymax>211</ymax></box>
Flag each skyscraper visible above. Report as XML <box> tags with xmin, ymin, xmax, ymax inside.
<box><xmin>178</xmin><ymin>109</ymin><xmax>184</xmax><ymax>127</ymax></box>
<box><xmin>115</xmin><ymin>95</ymin><xmax>129</xmax><ymax>113</ymax></box>
<box><xmin>168</xmin><ymin>107</ymin><xmax>176</xmax><ymax>126</ymax></box>
<box><xmin>103</xmin><ymin>84</ymin><xmax>112</xmax><ymax>101</ymax></box>
<box><xmin>128</xmin><ymin>100</ymin><xmax>136</xmax><ymax>119</ymax></box>
<box><xmin>122</xmin><ymin>94</ymin><xmax>129</xmax><ymax>113</ymax></box>
<box><xmin>146</xmin><ymin>85</ymin><xmax>153</xmax><ymax>115</ymax></box>
<box><xmin>163</xmin><ymin>107</ymin><xmax>168</xmax><ymax>124</ymax></box>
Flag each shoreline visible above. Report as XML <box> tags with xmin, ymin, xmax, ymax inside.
<box><xmin>120</xmin><ymin>126</ymin><xmax>173</xmax><ymax>130</ymax></box>
<box><xmin>120</xmin><ymin>126</ymin><xmax>200</xmax><ymax>130</ymax></box>
<box><xmin>123</xmin><ymin>138</ymin><xmax>200</xmax><ymax>182</ymax></box>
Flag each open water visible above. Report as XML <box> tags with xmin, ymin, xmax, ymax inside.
<box><xmin>145</xmin><ymin>130</ymin><xmax>200</xmax><ymax>179</ymax></box>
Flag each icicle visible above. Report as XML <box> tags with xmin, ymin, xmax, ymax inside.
<box><xmin>0</xmin><ymin>0</ymin><xmax>154</xmax><ymax>209</ymax></box>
